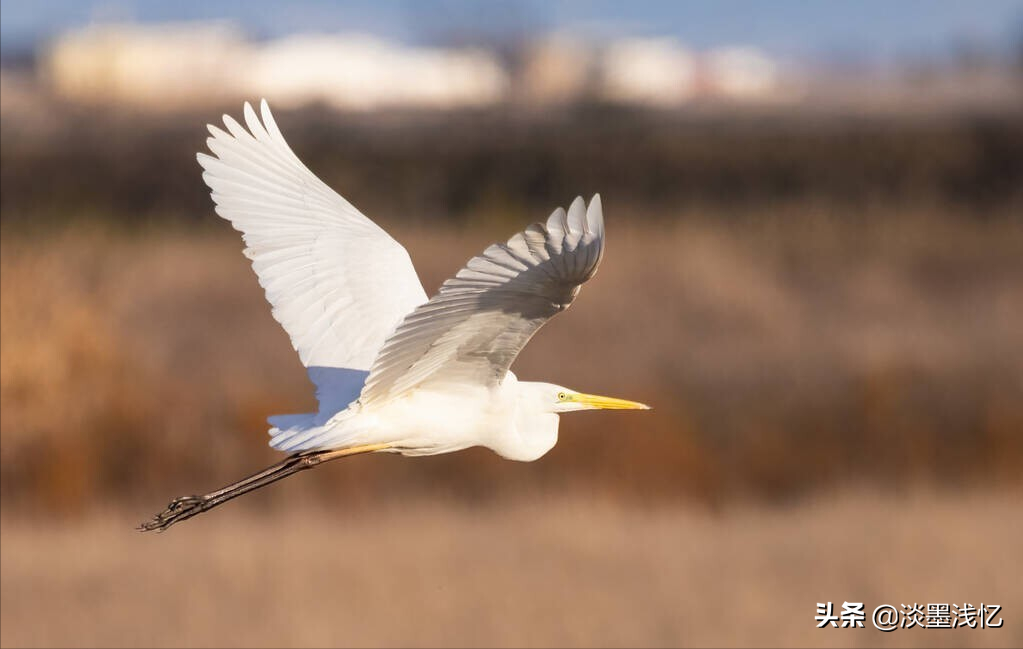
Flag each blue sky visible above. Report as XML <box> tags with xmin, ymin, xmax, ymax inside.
<box><xmin>2</xmin><ymin>0</ymin><xmax>1021</xmax><ymax>63</ymax></box>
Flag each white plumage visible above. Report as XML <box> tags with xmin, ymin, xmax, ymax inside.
<box><xmin>141</xmin><ymin>100</ymin><xmax>647</xmax><ymax>532</ymax></box>
<box><xmin>361</xmin><ymin>195</ymin><xmax>604</xmax><ymax>406</ymax></box>
<box><xmin>198</xmin><ymin>101</ymin><xmax>427</xmax><ymax>423</ymax></box>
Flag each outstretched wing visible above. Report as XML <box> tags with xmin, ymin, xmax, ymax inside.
<box><xmin>197</xmin><ymin>100</ymin><xmax>428</xmax><ymax>415</ymax></box>
<box><xmin>359</xmin><ymin>195</ymin><xmax>604</xmax><ymax>407</ymax></box>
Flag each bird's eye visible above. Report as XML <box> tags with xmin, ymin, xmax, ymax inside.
<box><xmin>557</xmin><ymin>392</ymin><xmax>568</xmax><ymax>401</ymax></box>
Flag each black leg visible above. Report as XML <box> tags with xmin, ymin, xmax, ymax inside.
<box><xmin>138</xmin><ymin>443</ymin><xmax>391</xmax><ymax>532</ymax></box>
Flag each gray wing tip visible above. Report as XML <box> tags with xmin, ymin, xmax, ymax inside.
<box><xmin>586</xmin><ymin>193</ymin><xmax>604</xmax><ymax>235</ymax></box>
<box><xmin>545</xmin><ymin>206</ymin><xmax>568</xmax><ymax>233</ymax></box>
<box><xmin>566</xmin><ymin>196</ymin><xmax>587</xmax><ymax>232</ymax></box>
<box><xmin>561</xmin><ymin>194</ymin><xmax>604</xmax><ymax>235</ymax></box>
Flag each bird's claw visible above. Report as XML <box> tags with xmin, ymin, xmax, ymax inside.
<box><xmin>168</xmin><ymin>495</ymin><xmax>202</xmax><ymax>510</ymax></box>
<box><xmin>137</xmin><ymin>494</ymin><xmax>206</xmax><ymax>532</ymax></box>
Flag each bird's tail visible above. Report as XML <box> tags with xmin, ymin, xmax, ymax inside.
<box><xmin>268</xmin><ymin>411</ymin><xmax>363</xmax><ymax>453</ymax></box>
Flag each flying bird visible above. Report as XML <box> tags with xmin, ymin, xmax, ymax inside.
<box><xmin>140</xmin><ymin>100</ymin><xmax>649</xmax><ymax>532</ymax></box>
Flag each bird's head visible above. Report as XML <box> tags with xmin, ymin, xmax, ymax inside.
<box><xmin>529</xmin><ymin>382</ymin><xmax>650</xmax><ymax>414</ymax></box>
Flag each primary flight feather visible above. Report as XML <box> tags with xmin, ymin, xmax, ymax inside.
<box><xmin>141</xmin><ymin>100</ymin><xmax>648</xmax><ymax>531</ymax></box>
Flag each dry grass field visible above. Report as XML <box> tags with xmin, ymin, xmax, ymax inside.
<box><xmin>2</xmin><ymin>491</ymin><xmax>1020</xmax><ymax>648</ymax></box>
<box><xmin>2</xmin><ymin>214</ymin><xmax>1021</xmax><ymax>514</ymax></box>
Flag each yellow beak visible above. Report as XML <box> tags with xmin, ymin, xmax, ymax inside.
<box><xmin>574</xmin><ymin>393</ymin><xmax>651</xmax><ymax>410</ymax></box>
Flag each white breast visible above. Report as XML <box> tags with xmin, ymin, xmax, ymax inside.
<box><xmin>363</xmin><ymin>373</ymin><xmax>559</xmax><ymax>462</ymax></box>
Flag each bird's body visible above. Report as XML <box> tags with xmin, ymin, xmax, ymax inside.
<box><xmin>329</xmin><ymin>373</ymin><xmax>557</xmax><ymax>462</ymax></box>
<box><xmin>140</xmin><ymin>100</ymin><xmax>648</xmax><ymax>532</ymax></box>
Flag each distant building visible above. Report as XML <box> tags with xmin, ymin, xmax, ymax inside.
<box><xmin>599</xmin><ymin>38</ymin><xmax>699</xmax><ymax>106</ymax></box>
<box><xmin>43</xmin><ymin>21</ymin><xmax>250</xmax><ymax>109</ymax></box>
<box><xmin>248</xmin><ymin>33</ymin><xmax>508</xmax><ymax>110</ymax></box>
<box><xmin>41</xmin><ymin>22</ymin><xmax>508</xmax><ymax>111</ymax></box>
<box><xmin>41</xmin><ymin>21</ymin><xmax>785</xmax><ymax>111</ymax></box>
<box><xmin>704</xmin><ymin>47</ymin><xmax>780</xmax><ymax>99</ymax></box>
<box><xmin>518</xmin><ymin>34</ymin><xmax>595</xmax><ymax>105</ymax></box>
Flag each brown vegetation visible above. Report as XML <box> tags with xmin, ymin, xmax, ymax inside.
<box><xmin>2</xmin><ymin>491</ymin><xmax>1020</xmax><ymax>648</ymax></box>
<box><xmin>1</xmin><ymin>211</ymin><xmax>1020</xmax><ymax>514</ymax></box>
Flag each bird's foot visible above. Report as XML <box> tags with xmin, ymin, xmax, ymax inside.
<box><xmin>137</xmin><ymin>494</ymin><xmax>207</xmax><ymax>533</ymax></box>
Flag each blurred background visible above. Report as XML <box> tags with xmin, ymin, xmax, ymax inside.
<box><xmin>1</xmin><ymin>1</ymin><xmax>1021</xmax><ymax>647</ymax></box>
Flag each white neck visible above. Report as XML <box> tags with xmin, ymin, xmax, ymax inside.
<box><xmin>486</xmin><ymin>377</ymin><xmax>561</xmax><ymax>462</ymax></box>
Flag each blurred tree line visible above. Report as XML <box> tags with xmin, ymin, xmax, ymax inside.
<box><xmin>2</xmin><ymin>102</ymin><xmax>1021</xmax><ymax>228</ymax></box>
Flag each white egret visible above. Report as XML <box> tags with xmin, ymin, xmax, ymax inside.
<box><xmin>140</xmin><ymin>100</ymin><xmax>649</xmax><ymax>532</ymax></box>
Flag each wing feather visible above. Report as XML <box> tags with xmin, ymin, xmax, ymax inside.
<box><xmin>359</xmin><ymin>195</ymin><xmax>605</xmax><ymax>407</ymax></box>
<box><xmin>199</xmin><ymin>100</ymin><xmax>428</xmax><ymax>417</ymax></box>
